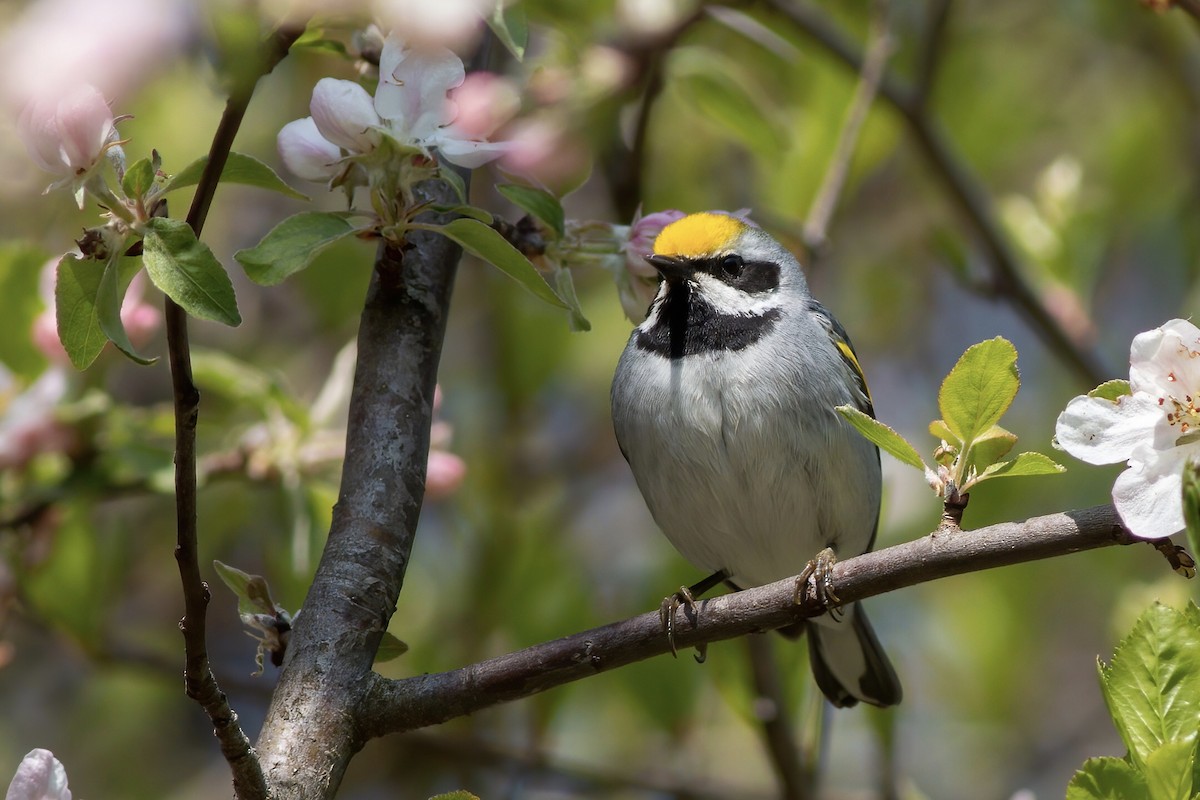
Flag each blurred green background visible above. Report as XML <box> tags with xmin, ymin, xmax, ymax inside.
<box><xmin>1</xmin><ymin>0</ymin><xmax>1198</xmax><ymax>798</ymax></box>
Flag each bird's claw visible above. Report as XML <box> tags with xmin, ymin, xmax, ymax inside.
<box><xmin>793</xmin><ymin>547</ymin><xmax>844</xmax><ymax>621</ymax></box>
<box><xmin>660</xmin><ymin>585</ymin><xmax>698</xmax><ymax>658</ymax></box>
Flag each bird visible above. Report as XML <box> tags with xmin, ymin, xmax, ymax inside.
<box><xmin>610</xmin><ymin>211</ymin><xmax>901</xmax><ymax>708</ymax></box>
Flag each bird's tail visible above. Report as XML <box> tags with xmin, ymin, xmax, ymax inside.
<box><xmin>806</xmin><ymin>603</ymin><xmax>902</xmax><ymax>708</ymax></box>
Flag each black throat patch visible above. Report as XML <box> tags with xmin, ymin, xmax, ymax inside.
<box><xmin>634</xmin><ymin>282</ymin><xmax>781</xmax><ymax>359</ymax></box>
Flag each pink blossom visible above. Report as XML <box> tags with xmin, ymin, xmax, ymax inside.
<box><xmin>17</xmin><ymin>85</ymin><xmax>118</xmax><ymax>179</ymax></box>
<box><xmin>374</xmin><ymin>0</ymin><xmax>491</xmax><ymax>49</ymax></box>
<box><xmin>447</xmin><ymin>72</ymin><xmax>520</xmax><ymax>141</ymax></box>
<box><xmin>500</xmin><ymin>117</ymin><xmax>590</xmax><ymax>194</ymax></box>
<box><xmin>0</xmin><ymin>367</ymin><xmax>73</xmax><ymax>471</ymax></box>
<box><xmin>426</xmin><ymin>450</ymin><xmax>467</xmax><ymax>500</ymax></box>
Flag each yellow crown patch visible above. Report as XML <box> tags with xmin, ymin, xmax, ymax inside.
<box><xmin>653</xmin><ymin>212</ymin><xmax>746</xmax><ymax>258</ymax></box>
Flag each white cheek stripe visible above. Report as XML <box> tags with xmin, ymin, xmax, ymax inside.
<box><xmin>638</xmin><ymin>277</ymin><xmax>781</xmax><ymax>332</ymax></box>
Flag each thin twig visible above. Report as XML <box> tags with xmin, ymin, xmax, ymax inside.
<box><xmin>745</xmin><ymin>634</ymin><xmax>813</xmax><ymax>799</ymax></box>
<box><xmin>359</xmin><ymin>504</ymin><xmax>1133</xmax><ymax>737</ymax></box>
<box><xmin>1177</xmin><ymin>0</ymin><xmax>1200</xmax><ymax>23</ymax></box>
<box><xmin>168</xmin><ymin>24</ymin><xmax>302</xmax><ymax>800</ymax></box>
<box><xmin>802</xmin><ymin>0</ymin><xmax>892</xmax><ymax>260</ymax></box>
<box><xmin>769</xmin><ymin>0</ymin><xmax>1110</xmax><ymax>387</ymax></box>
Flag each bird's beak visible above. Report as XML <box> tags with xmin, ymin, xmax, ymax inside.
<box><xmin>645</xmin><ymin>254</ymin><xmax>694</xmax><ymax>283</ymax></box>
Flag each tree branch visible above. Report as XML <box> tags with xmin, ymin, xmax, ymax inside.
<box><xmin>168</xmin><ymin>24</ymin><xmax>302</xmax><ymax>800</ymax></box>
<box><xmin>253</xmin><ymin>182</ymin><xmax>463</xmax><ymax>799</ymax></box>
<box><xmin>802</xmin><ymin>0</ymin><xmax>893</xmax><ymax>261</ymax></box>
<box><xmin>358</xmin><ymin>504</ymin><xmax>1133</xmax><ymax>738</ymax></box>
<box><xmin>766</xmin><ymin>0</ymin><xmax>1110</xmax><ymax>387</ymax></box>
<box><xmin>745</xmin><ymin>634</ymin><xmax>813</xmax><ymax>799</ymax></box>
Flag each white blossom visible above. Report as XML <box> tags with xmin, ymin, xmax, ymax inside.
<box><xmin>5</xmin><ymin>749</ymin><xmax>72</xmax><ymax>800</ymax></box>
<box><xmin>1055</xmin><ymin>318</ymin><xmax>1200</xmax><ymax>538</ymax></box>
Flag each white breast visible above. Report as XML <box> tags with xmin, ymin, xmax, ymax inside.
<box><xmin>611</xmin><ymin>330</ymin><xmax>881</xmax><ymax>589</ymax></box>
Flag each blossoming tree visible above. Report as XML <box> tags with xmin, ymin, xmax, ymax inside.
<box><xmin>4</xmin><ymin>2</ymin><xmax>1200</xmax><ymax>799</ymax></box>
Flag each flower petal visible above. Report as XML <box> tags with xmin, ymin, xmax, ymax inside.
<box><xmin>1112</xmin><ymin>445</ymin><xmax>1187</xmax><ymax>538</ymax></box>
<box><xmin>375</xmin><ymin>32</ymin><xmax>463</xmax><ymax>142</ymax></box>
<box><xmin>54</xmin><ymin>84</ymin><xmax>114</xmax><ymax>172</ymax></box>
<box><xmin>1054</xmin><ymin>393</ymin><xmax>1162</xmax><ymax>465</ymax></box>
<box><xmin>434</xmin><ymin>135</ymin><xmax>511</xmax><ymax>168</ymax></box>
<box><xmin>278</xmin><ymin>117</ymin><xmax>343</xmax><ymax>182</ymax></box>
<box><xmin>6</xmin><ymin>748</ymin><xmax>72</xmax><ymax>800</ymax></box>
<box><xmin>1130</xmin><ymin>318</ymin><xmax>1200</xmax><ymax>397</ymax></box>
<box><xmin>309</xmin><ymin>78</ymin><xmax>380</xmax><ymax>153</ymax></box>
<box><xmin>18</xmin><ymin>96</ymin><xmax>68</xmax><ymax>175</ymax></box>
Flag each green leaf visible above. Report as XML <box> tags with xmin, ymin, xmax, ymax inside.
<box><xmin>929</xmin><ymin>418</ymin><xmax>956</xmax><ymax>443</ymax></box>
<box><xmin>291</xmin><ymin>27</ymin><xmax>349</xmax><ymax>55</ymax></box>
<box><xmin>55</xmin><ymin>254</ymin><xmax>109</xmax><ymax>370</ymax></box>
<box><xmin>965</xmin><ymin>424</ymin><xmax>1018</xmax><ymax>474</ymax></box>
<box><xmin>191</xmin><ymin>348</ymin><xmax>309</xmax><ymax>428</ymax></box>
<box><xmin>486</xmin><ymin>0</ymin><xmax>526</xmax><ymax>60</ymax></box>
<box><xmin>836</xmin><ymin>405</ymin><xmax>928</xmax><ymax>472</ymax></box>
<box><xmin>212</xmin><ymin>560</ymin><xmax>278</xmax><ymax>618</ymax></box>
<box><xmin>1066</xmin><ymin>757</ymin><xmax>1148</xmax><ymax>800</ymax></box>
<box><xmin>428</xmin><ymin>793</ymin><xmax>480</xmax><ymax>800</ymax></box>
<box><xmin>1098</xmin><ymin>603</ymin><xmax>1200</xmax><ymax>768</ymax></box>
<box><xmin>938</xmin><ymin>337</ymin><xmax>1020</xmax><ymax>445</ymax></box>
<box><xmin>429</xmin><ymin>204</ymin><xmax>493</xmax><ymax>224</ymax></box>
<box><xmin>0</xmin><ymin>242</ymin><xmax>51</xmax><ymax>378</ymax></box>
<box><xmin>142</xmin><ymin>218</ymin><xmax>241</xmax><ymax>326</ymax></box>
<box><xmin>374</xmin><ymin>632</ymin><xmax>410</xmax><ymax>664</ymax></box>
<box><xmin>235</xmin><ymin>212</ymin><xmax>360</xmax><ymax>286</ymax></box>
<box><xmin>439</xmin><ymin>165</ymin><xmax>467</xmax><ymax>203</ymax></box>
<box><xmin>1145</xmin><ymin>739</ymin><xmax>1195</xmax><ymax>800</ymax></box>
<box><xmin>122</xmin><ymin>156</ymin><xmax>157</xmax><ymax>199</ymax></box>
<box><xmin>434</xmin><ymin>218</ymin><xmax>567</xmax><ymax>309</ymax></box>
<box><xmin>1090</xmin><ymin>379</ymin><xmax>1133</xmax><ymax>402</ymax></box>
<box><xmin>554</xmin><ymin>267</ymin><xmax>590</xmax><ymax>332</ymax></box>
<box><xmin>974</xmin><ymin>451</ymin><xmax>1065</xmax><ymax>484</ymax></box>
<box><xmin>96</xmin><ymin>256</ymin><xmax>156</xmax><ymax>365</ymax></box>
<box><xmin>496</xmin><ymin>183</ymin><xmax>565</xmax><ymax>238</ymax></box>
<box><xmin>160</xmin><ymin>151</ymin><xmax>307</xmax><ymax>200</ymax></box>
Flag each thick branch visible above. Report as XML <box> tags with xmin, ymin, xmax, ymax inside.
<box><xmin>169</xmin><ymin>24</ymin><xmax>301</xmax><ymax>800</ymax></box>
<box><xmin>253</xmin><ymin>184</ymin><xmax>462</xmax><ymax>799</ymax></box>
<box><xmin>359</xmin><ymin>504</ymin><xmax>1130</xmax><ymax>737</ymax></box>
<box><xmin>767</xmin><ymin>0</ymin><xmax>1110</xmax><ymax>387</ymax></box>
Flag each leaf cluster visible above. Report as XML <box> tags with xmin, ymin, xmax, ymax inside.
<box><xmin>837</xmin><ymin>337</ymin><xmax>1064</xmax><ymax>506</ymax></box>
<box><xmin>1068</xmin><ymin>603</ymin><xmax>1200</xmax><ymax>800</ymax></box>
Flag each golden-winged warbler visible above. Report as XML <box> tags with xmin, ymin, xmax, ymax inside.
<box><xmin>610</xmin><ymin>211</ymin><xmax>901</xmax><ymax>707</ymax></box>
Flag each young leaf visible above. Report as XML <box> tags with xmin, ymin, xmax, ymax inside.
<box><xmin>121</xmin><ymin>156</ymin><xmax>157</xmax><ymax>199</ymax></box>
<box><xmin>428</xmin><ymin>793</ymin><xmax>481</xmax><ymax>800</ymax></box>
<box><xmin>938</xmin><ymin>337</ymin><xmax>1020</xmax><ymax>445</ymax></box>
<box><xmin>553</xmin><ymin>267</ymin><xmax>590</xmax><ymax>332</ymax></box>
<box><xmin>974</xmin><ymin>451</ymin><xmax>1065</xmax><ymax>484</ymax></box>
<box><xmin>497</xmin><ymin>183</ymin><xmax>565</xmax><ymax>238</ymax></box>
<box><xmin>160</xmin><ymin>151</ymin><xmax>308</xmax><ymax>200</ymax></box>
<box><xmin>374</xmin><ymin>632</ymin><xmax>410</xmax><ymax>664</ymax></box>
<box><xmin>235</xmin><ymin>211</ymin><xmax>360</xmax><ymax>286</ymax></box>
<box><xmin>55</xmin><ymin>254</ymin><xmax>109</xmax><ymax>370</ymax></box>
<box><xmin>96</xmin><ymin>256</ymin><xmax>156</xmax><ymax>365</ymax></box>
<box><xmin>487</xmin><ymin>0</ymin><xmax>527</xmax><ymax>60</ymax></box>
<box><xmin>142</xmin><ymin>218</ymin><xmax>241</xmax><ymax>326</ymax></box>
<box><xmin>1089</xmin><ymin>379</ymin><xmax>1133</xmax><ymax>402</ymax></box>
<box><xmin>1097</xmin><ymin>603</ymin><xmax>1200</xmax><ymax>768</ymax></box>
<box><xmin>929</xmin><ymin>418</ymin><xmax>956</xmax><ymax>444</ymax></box>
<box><xmin>433</xmin><ymin>218</ymin><xmax>567</xmax><ymax>309</ymax></box>
<box><xmin>212</xmin><ymin>560</ymin><xmax>279</xmax><ymax>618</ymax></box>
<box><xmin>429</xmin><ymin>204</ymin><xmax>493</xmax><ymax>224</ymax></box>
<box><xmin>836</xmin><ymin>405</ymin><xmax>928</xmax><ymax>471</ymax></box>
<box><xmin>1144</xmin><ymin>739</ymin><xmax>1194</xmax><ymax>800</ymax></box>
<box><xmin>965</xmin><ymin>424</ymin><xmax>1018</xmax><ymax>474</ymax></box>
<box><xmin>1065</xmin><ymin>757</ymin><xmax>1148</xmax><ymax>800</ymax></box>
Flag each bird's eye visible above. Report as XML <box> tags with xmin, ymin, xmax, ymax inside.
<box><xmin>719</xmin><ymin>254</ymin><xmax>744</xmax><ymax>279</ymax></box>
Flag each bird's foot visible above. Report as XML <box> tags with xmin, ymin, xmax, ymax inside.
<box><xmin>793</xmin><ymin>547</ymin><xmax>844</xmax><ymax>621</ymax></box>
<box><xmin>660</xmin><ymin>585</ymin><xmax>698</xmax><ymax>659</ymax></box>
